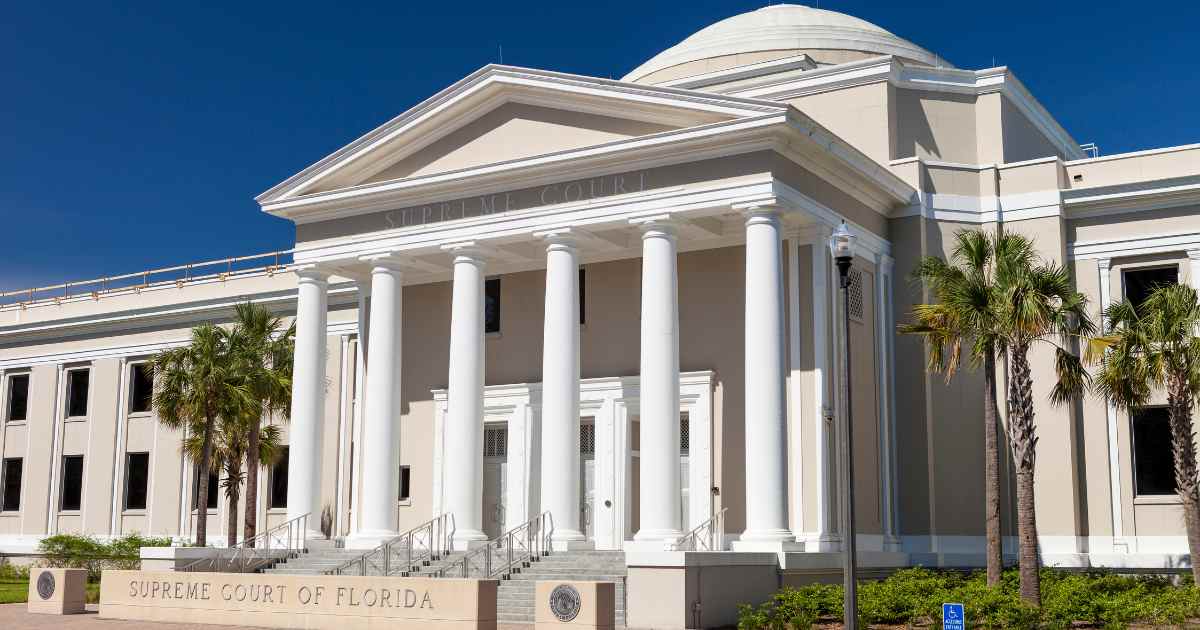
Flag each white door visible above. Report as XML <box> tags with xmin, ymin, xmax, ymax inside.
<box><xmin>580</xmin><ymin>420</ymin><xmax>596</xmax><ymax>540</ymax></box>
<box><xmin>482</xmin><ymin>424</ymin><xmax>508</xmax><ymax>539</ymax></box>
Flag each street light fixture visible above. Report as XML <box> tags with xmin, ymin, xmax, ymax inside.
<box><xmin>829</xmin><ymin>220</ymin><xmax>859</xmax><ymax>630</ymax></box>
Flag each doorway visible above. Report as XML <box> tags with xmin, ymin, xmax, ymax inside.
<box><xmin>482</xmin><ymin>423</ymin><xmax>508</xmax><ymax>539</ymax></box>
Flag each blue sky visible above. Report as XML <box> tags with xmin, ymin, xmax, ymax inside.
<box><xmin>1</xmin><ymin>1</ymin><xmax>1196</xmax><ymax>292</ymax></box>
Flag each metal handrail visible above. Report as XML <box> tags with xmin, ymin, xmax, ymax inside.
<box><xmin>435</xmin><ymin>511</ymin><xmax>554</xmax><ymax>579</ymax></box>
<box><xmin>667</xmin><ymin>508</ymin><xmax>728</xmax><ymax>551</ymax></box>
<box><xmin>0</xmin><ymin>249</ymin><xmax>294</xmax><ymax>311</ymax></box>
<box><xmin>180</xmin><ymin>512</ymin><xmax>309</xmax><ymax>573</ymax></box>
<box><xmin>328</xmin><ymin>513</ymin><xmax>455</xmax><ymax>576</ymax></box>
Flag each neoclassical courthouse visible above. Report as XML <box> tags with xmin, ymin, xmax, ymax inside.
<box><xmin>2</xmin><ymin>5</ymin><xmax>1199</xmax><ymax>576</ymax></box>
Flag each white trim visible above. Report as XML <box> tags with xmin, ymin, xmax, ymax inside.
<box><xmin>1096</xmin><ymin>259</ymin><xmax>1126</xmax><ymax>549</ymax></box>
<box><xmin>655</xmin><ymin>54</ymin><xmax>818</xmax><ymax>90</ymax></box>
<box><xmin>1069</xmin><ymin>231</ymin><xmax>1200</xmax><ymax>261</ymax></box>
<box><xmin>1064</xmin><ymin>142</ymin><xmax>1200</xmax><ymax>166</ymax></box>
<box><xmin>728</xmin><ymin>57</ymin><xmax>1083</xmax><ymax>161</ymax></box>
<box><xmin>786</xmin><ymin>238</ymin><xmax>805</xmax><ymax>541</ymax></box>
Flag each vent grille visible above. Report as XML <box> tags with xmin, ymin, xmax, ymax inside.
<box><xmin>848</xmin><ymin>269</ymin><xmax>864</xmax><ymax>321</ymax></box>
<box><xmin>580</xmin><ymin>423</ymin><xmax>595</xmax><ymax>455</ymax></box>
<box><xmin>680</xmin><ymin>413</ymin><xmax>690</xmax><ymax>454</ymax></box>
<box><xmin>484</xmin><ymin>425</ymin><xmax>507</xmax><ymax>458</ymax></box>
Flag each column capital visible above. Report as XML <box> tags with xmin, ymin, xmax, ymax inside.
<box><xmin>358</xmin><ymin>252</ymin><xmax>407</xmax><ymax>273</ymax></box>
<box><xmin>441</xmin><ymin>240</ymin><xmax>487</xmax><ymax>264</ymax></box>
<box><xmin>630</xmin><ymin>215</ymin><xmax>677</xmax><ymax>240</ymax></box>
<box><xmin>1097</xmin><ymin>257</ymin><xmax>1113</xmax><ymax>272</ymax></box>
<box><xmin>532</xmin><ymin>228</ymin><xmax>580</xmax><ymax>250</ymax></box>
<box><xmin>293</xmin><ymin>264</ymin><xmax>331</xmax><ymax>284</ymax></box>
<box><xmin>731</xmin><ymin>197</ymin><xmax>781</xmax><ymax>214</ymax></box>
<box><xmin>1187</xmin><ymin>249</ymin><xmax>1200</xmax><ymax>261</ymax></box>
<box><xmin>876</xmin><ymin>253</ymin><xmax>895</xmax><ymax>273</ymax></box>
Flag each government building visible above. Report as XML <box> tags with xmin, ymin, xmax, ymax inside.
<box><xmin>1</xmin><ymin>4</ymin><xmax>1198</xmax><ymax>626</ymax></box>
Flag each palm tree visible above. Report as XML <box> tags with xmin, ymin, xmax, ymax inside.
<box><xmin>993</xmin><ymin>250</ymin><xmax>1095</xmax><ymax>605</ymax></box>
<box><xmin>1088</xmin><ymin>283</ymin><xmax>1200</xmax><ymax>585</ymax></box>
<box><xmin>184</xmin><ymin>408</ymin><xmax>282</xmax><ymax>547</ymax></box>
<box><xmin>152</xmin><ymin>324</ymin><xmax>243</xmax><ymax>546</ymax></box>
<box><xmin>900</xmin><ymin>230</ymin><xmax>1033</xmax><ymax>586</ymax></box>
<box><xmin>226</xmin><ymin>303</ymin><xmax>294</xmax><ymax>544</ymax></box>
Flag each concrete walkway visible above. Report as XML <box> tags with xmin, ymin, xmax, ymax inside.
<box><xmin>0</xmin><ymin>603</ymin><xmax>272</xmax><ymax>629</ymax></box>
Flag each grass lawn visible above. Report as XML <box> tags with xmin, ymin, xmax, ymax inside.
<box><xmin>0</xmin><ymin>578</ymin><xmax>100</xmax><ymax>604</ymax></box>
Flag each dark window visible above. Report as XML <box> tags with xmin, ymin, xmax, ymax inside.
<box><xmin>579</xmin><ymin>268</ymin><xmax>586</xmax><ymax>325</ymax></box>
<box><xmin>1</xmin><ymin>458</ymin><xmax>21</xmax><ymax>511</ymax></box>
<box><xmin>60</xmin><ymin>455</ymin><xmax>84</xmax><ymax>511</ymax></box>
<box><xmin>66</xmin><ymin>369</ymin><xmax>89</xmax><ymax>417</ymax></box>
<box><xmin>123</xmin><ymin>453</ymin><xmax>149</xmax><ymax>511</ymax></box>
<box><xmin>6</xmin><ymin>374</ymin><xmax>28</xmax><ymax>422</ymax></box>
<box><xmin>129</xmin><ymin>364</ymin><xmax>154</xmax><ymax>414</ymax></box>
<box><xmin>192</xmin><ymin>465</ymin><xmax>219</xmax><ymax>510</ymax></box>
<box><xmin>1124</xmin><ymin>266</ymin><xmax>1178</xmax><ymax>310</ymax></box>
<box><xmin>485</xmin><ymin>278</ymin><xmax>501</xmax><ymax>334</ymax></box>
<box><xmin>399</xmin><ymin>465</ymin><xmax>411</xmax><ymax>502</ymax></box>
<box><xmin>269</xmin><ymin>447</ymin><xmax>289</xmax><ymax>509</ymax></box>
<box><xmin>1132</xmin><ymin>407</ymin><xmax>1176</xmax><ymax>496</ymax></box>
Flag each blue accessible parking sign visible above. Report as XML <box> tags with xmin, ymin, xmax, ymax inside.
<box><xmin>942</xmin><ymin>603</ymin><xmax>965</xmax><ymax>630</ymax></box>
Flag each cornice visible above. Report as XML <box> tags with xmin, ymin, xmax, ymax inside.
<box><xmin>1062</xmin><ymin>175</ymin><xmax>1200</xmax><ymax>218</ymax></box>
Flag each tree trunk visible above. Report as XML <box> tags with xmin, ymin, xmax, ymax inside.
<box><xmin>983</xmin><ymin>349</ymin><xmax>1003</xmax><ymax>586</ymax></box>
<box><xmin>244</xmin><ymin>417</ymin><xmax>261</xmax><ymax>547</ymax></box>
<box><xmin>195</xmin><ymin>417</ymin><xmax>215</xmax><ymax>547</ymax></box>
<box><xmin>1007</xmin><ymin>344</ymin><xmax>1040</xmax><ymax>606</ymax></box>
<box><xmin>1167</xmin><ymin>385</ymin><xmax>1200</xmax><ymax>585</ymax></box>
<box><xmin>226</xmin><ymin>471</ymin><xmax>240</xmax><ymax>549</ymax></box>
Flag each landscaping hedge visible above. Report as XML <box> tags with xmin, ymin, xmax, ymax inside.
<box><xmin>737</xmin><ymin>567</ymin><xmax>1200</xmax><ymax>629</ymax></box>
<box><xmin>37</xmin><ymin>533</ymin><xmax>173</xmax><ymax>581</ymax></box>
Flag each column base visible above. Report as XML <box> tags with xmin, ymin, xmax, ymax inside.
<box><xmin>797</xmin><ymin>532</ymin><xmax>843</xmax><ymax>552</ymax></box>
<box><xmin>550</xmin><ymin>532</ymin><xmax>595</xmax><ymax>552</ymax></box>
<box><xmin>733</xmin><ymin>528</ymin><xmax>803</xmax><ymax>552</ymax></box>
<box><xmin>453</xmin><ymin>529</ymin><xmax>489</xmax><ymax>551</ymax></box>
<box><xmin>625</xmin><ymin>528</ymin><xmax>685</xmax><ymax>552</ymax></box>
<box><xmin>345</xmin><ymin>530</ymin><xmax>398</xmax><ymax>550</ymax></box>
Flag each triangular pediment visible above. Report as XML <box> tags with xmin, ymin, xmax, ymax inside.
<box><xmin>258</xmin><ymin>65</ymin><xmax>786</xmax><ymax>204</ymax></box>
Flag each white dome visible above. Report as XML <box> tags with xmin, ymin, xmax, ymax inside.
<box><xmin>624</xmin><ymin>4</ymin><xmax>943</xmax><ymax>83</ymax></box>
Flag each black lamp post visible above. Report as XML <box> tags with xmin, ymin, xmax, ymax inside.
<box><xmin>829</xmin><ymin>220</ymin><xmax>859</xmax><ymax>630</ymax></box>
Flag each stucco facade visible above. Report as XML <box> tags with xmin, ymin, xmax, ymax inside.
<box><xmin>1</xmin><ymin>5</ymin><xmax>1198</xmax><ymax>582</ymax></box>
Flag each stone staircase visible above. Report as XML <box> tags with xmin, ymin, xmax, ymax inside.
<box><xmin>265</xmin><ymin>539</ymin><xmax>466</xmax><ymax>576</ymax></box>
<box><xmin>497</xmin><ymin>551</ymin><xmax>627</xmax><ymax>627</ymax></box>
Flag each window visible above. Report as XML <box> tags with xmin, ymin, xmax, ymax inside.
<box><xmin>60</xmin><ymin>455</ymin><xmax>84</xmax><ymax>511</ymax></box>
<box><xmin>1</xmin><ymin>458</ymin><xmax>21</xmax><ymax>511</ymax></box>
<box><xmin>5</xmin><ymin>374</ymin><xmax>28</xmax><ymax>422</ymax></box>
<box><xmin>399</xmin><ymin>465</ymin><xmax>411</xmax><ymax>502</ymax></box>
<box><xmin>579</xmin><ymin>268</ymin><xmax>586</xmax><ymax>325</ymax></box>
<box><xmin>269</xmin><ymin>447</ymin><xmax>289</xmax><ymax>509</ymax></box>
<box><xmin>129</xmin><ymin>364</ymin><xmax>153</xmax><ymax>414</ymax></box>
<box><xmin>123</xmin><ymin>453</ymin><xmax>149</xmax><ymax>511</ymax></box>
<box><xmin>65</xmin><ymin>369</ymin><xmax>90</xmax><ymax>418</ymax></box>
<box><xmin>192</xmin><ymin>465</ymin><xmax>219</xmax><ymax>510</ymax></box>
<box><xmin>485</xmin><ymin>278</ymin><xmax>501</xmax><ymax>333</ymax></box>
<box><xmin>1132</xmin><ymin>407</ymin><xmax>1175</xmax><ymax>496</ymax></box>
<box><xmin>1124</xmin><ymin>266</ymin><xmax>1178</xmax><ymax>310</ymax></box>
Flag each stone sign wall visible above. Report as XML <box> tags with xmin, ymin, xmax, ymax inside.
<box><xmin>100</xmin><ymin>570</ymin><xmax>498</xmax><ymax>630</ymax></box>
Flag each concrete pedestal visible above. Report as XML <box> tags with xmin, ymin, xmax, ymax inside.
<box><xmin>27</xmin><ymin>567</ymin><xmax>87</xmax><ymax>614</ymax></box>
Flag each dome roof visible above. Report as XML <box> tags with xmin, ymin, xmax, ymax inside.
<box><xmin>624</xmin><ymin>4</ymin><xmax>943</xmax><ymax>83</ymax></box>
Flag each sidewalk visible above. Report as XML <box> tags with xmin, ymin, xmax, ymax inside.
<box><xmin>0</xmin><ymin>603</ymin><xmax>272</xmax><ymax>629</ymax></box>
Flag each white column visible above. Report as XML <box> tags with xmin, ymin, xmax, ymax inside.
<box><xmin>445</xmin><ymin>245</ymin><xmax>488</xmax><ymax>549</ymax></box>
<box><xmin>631</xmin><ymin>217</ymin><xmax>683</xmax><ymax>546</ymax></box>
<box><xmin>806</xmin><ymin>228</ymin><xmax>838</xmax><ymax>551</ymax></box>
<box><xmin>1097</xmin><ymin>258</ymin><xmax>1126</xmax><ymax>551</ymax></box>
<box><xmin>537</xmin><ymin>232</ymin><xmax>589</xmax><ymax>549</ymax></box>
<box><xmin>287</xmin><ymin>266</ymin><xmax>329</xmax><ymax>538</ymax></box>
<box><xmin>349</xmin><ymin>257</ymin><xmax>404</xmax><ymax>548</ymax></box>
<box><xmin>737</xmin><ymin>208</ymin><xmax>795</xmax><ymax>548</ymax></box>
<box><xmin>876</xmin><ymin>255</ymin><xmax>901</xmax><ymax>551</ymax></box>
<box><xmin>348</xmin><ymin>283</ymin><xmax>370</xmax><ymax>536</ymax></box>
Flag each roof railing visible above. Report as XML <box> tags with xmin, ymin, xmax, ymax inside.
<box><xmin>0</xmin><ymin>249</ymin><xmax>294</xmax><ymax>312</ymax></box>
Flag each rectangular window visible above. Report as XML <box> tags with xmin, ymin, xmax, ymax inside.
<box><xmin>269</xmin><ymin>447</ymin><xmax>289</xmax><ymax>509</ymax></box>
<box><xmin>399</xmin><ymin>465</ymin><xmax>411</xmax><ymax>502</ymax></box>
<box><xmin>579</xmin><ymin>268</ymin><xmax>586</xmax><ymax>325</ymax></box>
<box><xmin>5</xmin><ymin>374</ymin><xmax>29</xmax><ymax>422</ymax></box>
<box><xmin>123</xmin><ymin>452</ymin><xmax>150</xmax><ymax>511</ymax></box>
<box><xmin>66</xmin><ymin>369</ymin><xmax>90</xmax><ymax>418</ymax></box>
<box><xmin>1124</xmin><ymin>266</ymin><xmax>1178</xmax><ymax>310</ymax></box>
<box><xmin>192</xmin><ymin>465</ymin><xmax>219</xmax><ymax>510</ymax></box>
<box><xmin>1132</xmin><ymin>407</ymin><xmax>1176</xmax><ymax>496</ymax></box>
<box><xmin>129</xmin><ymin>364</ymin><xmax>154</xmax><ymax>414</ymax></box>
<box><xmin>1</xmin><ymin>458</ymin><xmax>21</xmax><ymax>511</ymax></box>
<box><xmin>60</xmin><ymin>455</ymin><xmax>84</xmax><ymax>511</ymax></box>
<box><xmin>485</xmin><ymin>278</ymin><xmax>501</xmax><ymax>334</ymax></box>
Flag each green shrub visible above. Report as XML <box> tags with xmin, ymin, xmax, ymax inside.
<box><xmin>37</xmin><ymin>533</ymin><xmax>172</xmax><ymax>581</ymax></box>
<box><xmin>736</xmin><ymin>567</ymin><xmax>1200</xmax><ymax>629</ymax></box>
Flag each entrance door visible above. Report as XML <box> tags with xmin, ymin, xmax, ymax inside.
<box><xmin>580</xmin><ymin>420</ymin><xmax>595</xmax><ymax>539</ymax></box>
<box><xmin>482</xmin><ymin>423</ymin><xmax>507</xmax><ymax>539</ymax></box>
